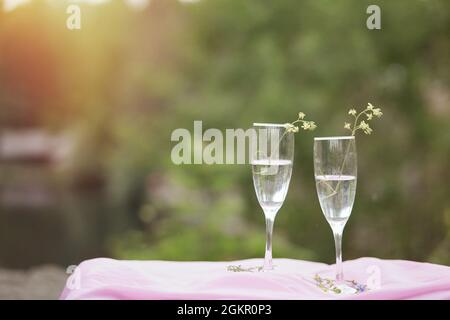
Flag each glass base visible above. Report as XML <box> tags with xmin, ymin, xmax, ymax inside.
<box><xmin>263</xmin><ymin>261</ymin><xmax>274</xmax><ymax>271</ymax></box>
<box><xmin>262</xmin><ymin>265</ymin><xmax>274</xmax><ymax>272</ymax></box>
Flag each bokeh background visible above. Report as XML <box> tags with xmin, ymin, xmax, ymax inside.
<box><xmin>0</xmin><ymin>0</ymin><xmax>449</xmax><ymax>273</ymax></box>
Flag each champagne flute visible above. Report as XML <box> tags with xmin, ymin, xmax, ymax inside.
<box><xmin>251</xmin><ymin>123</ymin><xmax>294</xmax><ymax>271</ymax></box>
<box><xmin>314</xmin><ymin>136</ymin><xmax>357</xmax><ymax>292</ymax></box>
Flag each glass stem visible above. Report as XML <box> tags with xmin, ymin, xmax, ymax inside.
<box><xmin>333</xmin><ymin>229</ymin><xmax>344</xmax><ymax>283</ymax></box>
<box><xmin>264</xmin><ymin>217</ymin><xmax>275</xmax><ymax>270</ymax></box>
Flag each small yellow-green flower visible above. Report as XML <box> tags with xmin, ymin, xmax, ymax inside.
<box><xmin>366</xmin><ymin>113</ymin><xmax>373</xmax><ymax>120</ymax></box>
<box><xmin>359</xmin><ymin>120</ymin><xmax>369</xmax><ymax>129</ymax></box>
<box><xmin>349</xmin><ymin>109</ymin><xmax>357</xmax><ymax>116</ymax></box>
<box><xmin>284</xmin><ymin>123</ymin><xmax>299</xmax><ymax>133</ymax></box>
<box><xmin>344</xmin><ymin>122</ymin><xmax>352</xmax><ymax>130</ymax></box>
<box><xmin>372</xmin><ymin>108</ymin><xmax>383</xmax><ymax>118</ymax></box>
<box><xmin>367</xmin><ymin>103</ymin><xmax>374</xmax><ymax>111</ymax></box>
<box><xmin>298</xmin><ymin>112</ymin><xmax>305</xmax><ymax>119</ymax></box>
<box><xmin>359</xmin><ymin>120</ymin><xmax>373</xmax><ymax>134</ymax></box>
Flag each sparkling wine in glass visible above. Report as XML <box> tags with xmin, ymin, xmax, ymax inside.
<box><xmin>314</xmin><ymin>136</ymin><xmax>357</xmax><ymax>292</ymax></box>
<box><xmin>251</xmin><ymin>123</ymin><xmax>294</xmax><ymax>271</ymax></box>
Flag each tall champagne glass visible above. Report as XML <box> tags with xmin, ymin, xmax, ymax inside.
<box><xmin>314</xmin><ymin>136</ymin><xmax>356</xmax><ymax>290</ymax></box>
<box><xmin>251</xmin><ymin>123</ymin><xmax>294</xmax><ymax>271</ymax></box>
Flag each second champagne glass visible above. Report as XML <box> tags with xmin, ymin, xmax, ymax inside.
<box><xmin>314</xmin><ymin>136</ymin><xmax>357</xmax><ymax>292</ymax></box>
<box><xmin>251</xmin><ymin>123</ymin><xmax>294</xmax><ymax>271</ymax></box>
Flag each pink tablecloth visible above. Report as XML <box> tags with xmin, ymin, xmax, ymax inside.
<box><xmin>60</xmin><ymin>257</ymin><xmax>450</xmax><ymax>300</ymax></box>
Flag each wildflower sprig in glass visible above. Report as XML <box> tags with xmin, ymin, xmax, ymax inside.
<box><xmin>285</xmin><ymin>112</ymin><xmax>317</xmax><ymax>133</ymax></box>
<box><xmin>344</xmin><ymin>103</ymin><xmax>383</xmax><ymax>136</ymax></box>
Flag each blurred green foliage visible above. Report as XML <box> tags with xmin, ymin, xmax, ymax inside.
<box><xmin>108</xmin><ymin>0</ymin><xmax>450</xmax><ymax>265</ymax></box>
<box><xmin>0</xmin><ymin>0</ymin><xmax>449</xmax><ymax>266</ymax></box>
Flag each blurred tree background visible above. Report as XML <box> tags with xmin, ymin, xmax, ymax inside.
<box><xmin>0</xmin><ymin>0</ymin><xmax>449</xmax><ymax>269</ymax></box>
